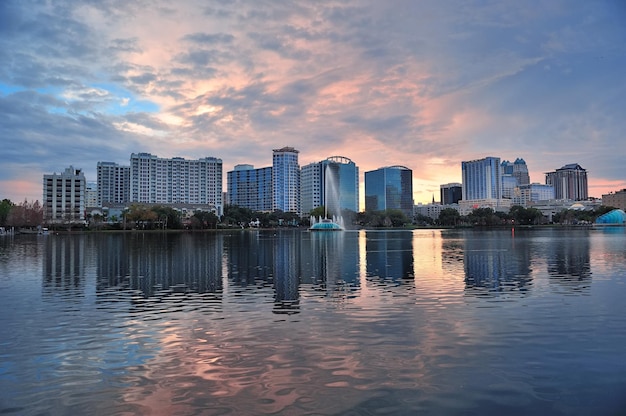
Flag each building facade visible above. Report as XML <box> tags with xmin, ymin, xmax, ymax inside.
<box><xmin>97</xmin><ymin>161</ymin><xmax>130</xmax><ymax>206</ymax></box>
<box><xmin>517</xmin><ymin>183</ymin><xmax>555</xmax><ymax>205</ymax></box>
<box><xmin>227</xmin><ymin>164</ymin><xmax>273</xmax><ymax>212</ymax></box>
<box><xmin>130</xmin><ymin>153</ymin><xmax>223</xmax><ymax>215</ymax></box>
<box><xmin>86</xmin><ymin>181</ymin><xmax>98</xmax><ymax>208</ymax></box>
<box><xmin>272</xmin><ymin>147</ymin><xmax>300</xmax><ymax>214</ymax></box>
<box><xmin>301</xmin><ymin>156</ymin><xmax>359</xmax><ymax>217</ymax></box>
<box><xmin>440</xmin><ymin>183</ymin><xmax>462</xmax><ymax>205</ymax></box>
<box><xmin>545</xmin><ymin>163</ymin><xmax>588</xmax><ymax>201</ymax></box>
<box><xmin>365</xmin><ymin>166</ymin><xmax>413</xmax><ymax>218</ymax></box>
<box><xmin>462</xmin><ymin>157</ymin><xmax>502</xmax><ymax>201</ymax></box>
<box><xmin>513</xmin><ymin>158</ymin><xmax>530</xmax><ymax>185</ymax></box>
<box><xmin>43</xmin><ymin>166</ymin><xmax>86</xmax><ymax>224</ymax></box>
<box><xmin>602</xmin><ymin>189</ymin><xmax>626</xmax><ymax>211</ymax></box>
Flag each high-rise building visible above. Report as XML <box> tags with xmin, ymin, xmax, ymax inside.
<box><xmin>227</xmin><ymin>164</ymin><xmax>273</xmax><ymax>212</ymax></box>
<box><xmin>545</xmin><ymin>163</ymin><xmax>588</xmax><ymax>201</ymax></box>
<box><xmin>130</xmin><ymin>153</ymin><xmax>223</xmax><ymax>215</ymax></box>
<box><xmin>501</xmin><ymin>158</ymin><xmax>530</xmax><ymax>199</ymax></box>
<box><xmin>365</xmin><ymin>166</ymin><xmax>413</xmax><ymax>218</ymax></box>
<box><xmin>513</xmin><ymin>158</ymin><xmax>530</xmax><ymax>185</ymax></box>
<box><xmin>462</xmin><ymin>157</ymin><xmax>502</xmax><ymax>201</ymax></box>
<box><xmin>440</xmin><ymin>183</ymin><xmax>462</xmax><ymax>205</ymax></box>
<box><xmin>301</xmin><ymin>156</ymin><xmax>359</xmax><ymax>217</ymax></box>
<box><xmin>43</xmin><ymin>166</ymin><xmax>86</xmax><ymax>224</ymax></box>
<box><xmin>97</xmin><ymin>161</ymin><xmax>130</xmax><ymax>206</ymax></box>
<box><xmin>272</xmin><ymin>147</ymin><xmax>300</xmax><ymax>214</ymax></box>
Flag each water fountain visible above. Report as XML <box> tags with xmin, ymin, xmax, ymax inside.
<box><xmin>309</xmin><ymin>164</ymin><xmax>344</xmax><ymax>231</ymax></box>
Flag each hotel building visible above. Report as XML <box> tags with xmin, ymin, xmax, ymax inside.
<box><xmin>130</xmin><ymin>153</ymin><xmax>223</xmax><ymax>215</ymax></box>
<box><xmin>545</xmin><ymin>163</ymin><xmax>588</xmax><ymax>201</ymax></box>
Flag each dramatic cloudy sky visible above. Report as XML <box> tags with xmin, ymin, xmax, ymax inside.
<box><xmin>1</xmin><ymin>0</ymin><xmax>625</xmax><ymax>206</ymax></box>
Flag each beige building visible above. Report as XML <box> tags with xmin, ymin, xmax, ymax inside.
<box><xmin>43</xmin><ymin>166</ymin><xmax>86</xmax><ymax>224</ymax></box>
<box><xmin>602</xmin><ymin>189</ymin><xmax>626</xmax><ymax>211</ymax></box>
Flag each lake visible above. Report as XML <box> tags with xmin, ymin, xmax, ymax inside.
<box><xmin>1</xmin><ymin>228</ymin><xmax>625</xmax><ymax>415</ymax></box>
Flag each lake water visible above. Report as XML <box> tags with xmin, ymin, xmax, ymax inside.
<box><xmin>1</xmin><ymin>228</ymin><xmax>626</xmax><ymax>415</ymax></box>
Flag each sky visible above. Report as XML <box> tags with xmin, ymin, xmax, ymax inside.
<box><xmin>1</xmin><ymin>0</ymin><xmax>625</xmax><ymax>207</ymax></box>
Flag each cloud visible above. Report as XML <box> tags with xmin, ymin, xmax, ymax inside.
<box><xmin>0</xmin><ymin>0</ymin><xmax>625</xmax><ymax>204</ymax></box>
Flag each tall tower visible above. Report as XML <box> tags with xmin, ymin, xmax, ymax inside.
<box><xmin>545</xmin><ymin>163</ymin><xmax>588</xmax><ymax>201</ymax></box>
<box><xmin>462</xmin><ymin>157</ymin><xmax>502</xmax><ymax>201</ymax></box>
<box><xmin>364</xmin><ymin>166</ymin><xmax>413</xmax><ymax>218</ymax></box>
<box><xmin>272</xmin><ymin>147</ymin><xmax>300</xmax><ymax>214</ymax></box>
<box><xmin>97</xmin><ymin>161</ymin><xmax>130</xmax><ymax>206</ymax></box>
<box><xmin>513</xmin><ymin>158</ymin><xmax>530</xmax><ymax>185</ymax></box>
<box><xmin>301</xmin><ymin>156</ymin><xmax>359</xmax><ymax>217</ymax></box>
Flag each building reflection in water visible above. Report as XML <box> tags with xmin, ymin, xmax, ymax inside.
<box><xmin>546</xmin><ymin>230</ymin><xmax>591</xmax><ymax>294</ymax></box>
<box><xmin>225</xmin><ymin>231</ymin><xmax>273</xmax><ymax>288</ymax></box>
<box><xmin>273</xmin><ymin>231</ymin><xmax>301</xmax><ymax>314</ymax></box>
<box><xmin>365</xmin><ymin>230</ymin><xmax>414</xmax><ymax>282</ymax></box>
<box><xmin>92</xmin><ymin>233</ymin><xmax>224</xmax><ymax>299</ymax></box>
<box><xmin>43</xmin><ymin>235</ymin><xmax>86</xmax><ymax>296</ymax></box>
<box><xmin>462</xmin><ymin>230</ymin><xmax>532</xmax><ymax>296</ymax></box>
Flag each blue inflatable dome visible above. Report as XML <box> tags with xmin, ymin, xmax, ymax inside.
<box><xmin>596</xmin><ymin>209</ymin><xmax>626</xmax><ymax>224</ymax></box>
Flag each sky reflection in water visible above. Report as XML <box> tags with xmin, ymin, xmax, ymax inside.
<box><xmin>1</xmin><ymin>228</ymin><xmax>625</xmax><ymax>415</ymax></box>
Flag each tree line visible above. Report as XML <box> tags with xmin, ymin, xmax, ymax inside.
<box><xmin>0</xmin><ymin>198</ymin><xmax>619</xmax><ymax>231</ymax></box>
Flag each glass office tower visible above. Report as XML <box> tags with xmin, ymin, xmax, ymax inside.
<box><xmin>227</xmin><ymin>164</ymin><xmax>273</xmax><ymax>212</ymax></box>
<box><xmin>272</xmin><ymin>147</ymin><xmax>300</xmax><ymax>214</ymax></box>
<box><xmin>301</xmin><ymin>156</ymin><xmax>359</xmax><ymax>217</ymax></box>
<box><xmin>461</xmin><ymin>157</ymin><xmax>502</xmax><ymax>201</ymax></box>
<box><xmin>365</xmin><ymin>166</ymin><xmax>413</xmax><ymax>218</ymax></box>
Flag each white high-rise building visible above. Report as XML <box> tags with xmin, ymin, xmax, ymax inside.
<box><xmin>272</xmin><ymin>147</ymin><xmax>300</xmax><ymax>214</ymax></box>
<box><xmin>462</xmin><ymin>157</ymin><xmax>502</xmax><ymax>201</ymax></box>
<box><xmin>97</xmin><ymin>162</ymin><xmax>130</xmax><ymax>206</ymax></box>
<box><xmin>130</xmin><ymin>153</ymin><xmax>223</xmax><ymax>215</ymax></box>
<box><xmin>43</xmin><ymin>166</ymin><xmax>86</xmax><ymax>224</ymax></box>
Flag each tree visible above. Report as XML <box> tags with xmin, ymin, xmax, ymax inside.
<box><xmin>151</xmin><ymin>205</ymin><xmax>182</xmax><ymax>229</ymax></box>
<box><xmin>0</xmin><ymin>199</ymin><xmax>14</xmax><ymax>226</ymax></box>
<box><xmin>385</xmin><ymin>209</ymin><xmax>409</xmax><ymax>227</ymax></box>
<box><xmin>191</xmin><ymin>210</ymin><xmax>219</xmax><ymax>229</ymax></box>
<box><xmin>510</xmin><ymin>205</ymin><xmax>543</xmax><ymax>225</ymax></box>
<box><xmin>6</xmin><ymin>199</ymin><xmax>43</xmax><ymax>228</ymax></box>
<box><xmin>223</xmin><ymin>204</ymin><xmax>255</xmax><ymax>227</ymax></box>
<box><xmin>309</xmin><ymin>206</ymin><xmax>326</xmax><ymax>220</ymax></box>
<box><xmin>126</xmin><ymin>204</ymin><xmax>158</xmax><ymax>229</ymax></box>
<box><xmin>414</xmin><ymin>213</ymin><xmax>434</xmax><ymax>226</ymax></box>
<box><xmin>438</xmin><ymin>208</ymin><xmax>460</xmax><ymax>226</ymax></box>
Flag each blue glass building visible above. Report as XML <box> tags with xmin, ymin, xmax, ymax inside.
<box><xmin>301</xmin><ymin>156</ymin><xmax>359</xmax><ymax>217</ymax></box>
<box><xmin>273</xmin><ymin>147</ymin><xmax>300</xmax><ymax>214</ymax></box>
<box><xmin>462</xmin><ymin>157</ymin><xmax>502</xmax><ymax>201</ymax></box>
<box><xmin>227</xmin><ymin>164</ymin><xmax>273</xmax><ymax>212</ymax></box>
<box><xmin>364</xmin><ymin>166</ymin><xmax>413</xmax><ymax>218</ymax></box>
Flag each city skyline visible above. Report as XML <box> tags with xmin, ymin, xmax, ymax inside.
<box><xmin>1</xmin><ymin>1</ymin><xmax>625</xmax><ymax>204</ymax></box>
